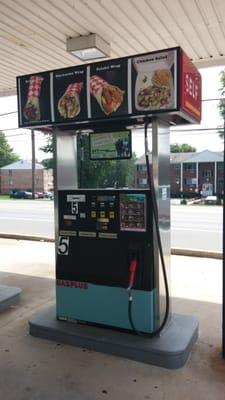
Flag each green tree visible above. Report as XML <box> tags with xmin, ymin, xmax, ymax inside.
<box><xmin>170</xmin><ymin>143</ymin><xmax>196</xmax><ymax>153</ymax></box>
<box><xmin>40</xmin><ymin>133</ymin><xmax>53</xmax><ymax>169</ymax></box>
<box><xmin>0</xmin><ymin>131</ymin><xmax>20</xmax><ymax>168</ymax></box>
<box><xmin>218</xmin><ymin>70</ymin><xmax>225</xmax><ymax>139</ymax></box>
<box><xmin>41</xmin><ymin>158</ymin><xmax>53</xmax><ymax>169</ymax></box>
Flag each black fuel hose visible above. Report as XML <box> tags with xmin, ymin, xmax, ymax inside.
<box><xmin>128</xmin><ymin>121</ymin><xmax>170</xmax><ymax>337</ymax></box>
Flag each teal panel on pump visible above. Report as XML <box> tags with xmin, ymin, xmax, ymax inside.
<box><xmin>56</xmin><ymin>283</ymin><xmax>157</xmax><ymax>333</ymax></box>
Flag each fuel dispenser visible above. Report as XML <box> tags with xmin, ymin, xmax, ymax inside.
<box><xmin>17</xmin><ymin>46</ymin><xmax>202</xmax><ymax>365</ymax></box>
<box><xmin>55</xmin><ymin>120</ymin><xmax>170</xmax><ymax>335</ymax></box>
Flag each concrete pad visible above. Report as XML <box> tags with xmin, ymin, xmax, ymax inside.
<box><xmin>0</xmin><ymin>239</ymin><xmax>225</xmax><ymax>399</ymax></box>
<box><xmin>0</xmin><ymin>285</ymin><xmax>22</xmax><ymax>312</ymax></box>
<box><xmin>29</xmin><ymin>305</ymin><xmax>198</xmax><ymax>369</ymax></box>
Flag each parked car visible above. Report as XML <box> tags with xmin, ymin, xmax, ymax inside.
<box><xmin>204</xmin><ymin>195</ymin><xmax>217</xmax><ymax>205</ymax></box>
<box><xmin>35</xmin><ymin>191</ymin><xmax>44</xmax><ymax>198</ymax></box>
<box><xmin>10</xmin><ymin>191</ymin><xmax>33</xmax><ymax>199</ymax></box>
<box><xmin>43</xmin><ymin>191</ymin><xmax>54</xmax><ymax>200</ymax></box>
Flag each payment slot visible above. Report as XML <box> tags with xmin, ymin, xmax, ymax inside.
<box><xmin>56</xmin><ymin>189</ymin><xmax>158</xmax><ymax>333</ymax></box>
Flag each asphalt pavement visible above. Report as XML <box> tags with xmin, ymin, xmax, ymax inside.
<box><xmin>0</xmin><ymin>199</ymin><xmax>55</xmax><ymax>237</ymax></box>
<box><xmin>0</xmin><ymin>200</ymin><xmax>223</xmax><ymax>253</ymax></box>
<box><xmin>171</xmin><ymin>205</ymin><xmax>222</xmax><ymax>252</ymax></box>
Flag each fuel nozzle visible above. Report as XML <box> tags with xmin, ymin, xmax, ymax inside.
<box><xmin>128</xmin><ymin>258</ymin><xmax>138</xmax><ymax>292</ymax></box>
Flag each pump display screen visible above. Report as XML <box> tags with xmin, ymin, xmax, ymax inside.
<box><xmin>120</xmin><ymin>193</ymin><xmax>146</xmax><ymax>232</ymax></box>
<box><xmin>89</xmin><ymin>130</ymin><xmax>131</xmax><ymax>160</ymax></box>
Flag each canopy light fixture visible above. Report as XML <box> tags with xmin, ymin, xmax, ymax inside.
<box><xmin>66</xmin><ymin>33</ymin><xmax>111</xmax><ymax>61</ymax></box>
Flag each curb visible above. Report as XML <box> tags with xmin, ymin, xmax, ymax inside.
<box><xmin>0</xmin><ymin>233</ymin><xmax>222</xmax><ymax>259</ymax></box>
<box><xmin>171</xmin><ymin>247</ymin><xmax>222</xmax><ymax>260</ymax></box>
<box><xmin>0</xmin><ymin>233</ymin><xmax>54</xmax><ymax>243</ymax></box>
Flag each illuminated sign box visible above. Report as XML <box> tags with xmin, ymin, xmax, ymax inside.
<box><xmin>17</xmin><ymin>47</ymin><xmax>201</xmax><ymax>128</ymax></box>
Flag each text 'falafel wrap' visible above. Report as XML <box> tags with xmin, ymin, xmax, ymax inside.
<box><xmin>58</xmin><ymin>82</ymin><xmax>83</xmax><ymax>119</ymax></box>
<box><xmin>90</xmin><ymin>75</ymin><xmax>124</xmax><ymax>115</ymax></box>
<box><xmin>23</xmin><ymin>75</ymin><xmax>44</xmax><ymax>121</ymax></box>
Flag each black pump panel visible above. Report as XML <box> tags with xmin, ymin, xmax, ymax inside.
<box><xmin>57</xmin><ymin>189</ymin><xmax>155</xmax><ymax>291</ymax></box>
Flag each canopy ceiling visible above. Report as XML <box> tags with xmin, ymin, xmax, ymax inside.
<box><xmin>1</xmin><ymin>0</ymin><xmax>225</xmax><ymax>97</ymax></box>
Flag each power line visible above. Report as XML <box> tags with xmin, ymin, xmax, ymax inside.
<box><xmin>2</xmin><ymin>128</ymin><xmax>45</xmax><ymax>135</ymax></box>
<box><xmin>171</xmin><ymin>127</ymin><xmax>221</xmax><ymax>132</ymax></box>
<box><xmin>0</xmin><ymin>111</ymin><xmax>17</xmax><ymax>117</ymax></box>
<box><xmin>202</xmin><ymin>98</ymin><xmax>224</xmax><ymax>102</ymax></box>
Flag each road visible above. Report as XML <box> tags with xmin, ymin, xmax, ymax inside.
<box><xmin>0</xmin><ymin>200</ymin><xmax>222</xmax><ymax>252</ymax></box>
<box><xmin>0</xmin><ymin>200</ymin><xmax>55</xmax><ymax>238</ymax></box>
<box><xmin>171</xmin><ymin>205</ymin><xmax>222</xmax><ymax>252</ymax></box>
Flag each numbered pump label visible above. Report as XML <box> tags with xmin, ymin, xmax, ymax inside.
<box><xmin>57</xmin><ymin>236</ymin><xmax>69</xmax><ymax>255</ymax></box>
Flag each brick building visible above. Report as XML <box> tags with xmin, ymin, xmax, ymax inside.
<box><xmin>0</xmin><ymin>160</ymin><xmax>53</xmax><ymax>194</ymax></box>
<box><xmin>135</xmin><ymin>150</ymin><xmax>224</xmax><ymax>196</ymax></box>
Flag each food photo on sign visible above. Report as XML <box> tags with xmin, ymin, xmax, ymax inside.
<box><xmin>52</xmin><ymin>67</ymin><xmax>87</xmax><ymax>123</ymax></box>
<box><xmin>132</xmin><ymin>49</ymin><xmax>177</xmax><ymax>113</ymax></box>
<box><xmin>18</xmin><ymin>72</ymin><xmax>51</xmax><ymax>126</ymax></box>
<box><xmin>89</xmin><ymin>58</ymin><xmax>128</xmax><ymax>119</ymax></box>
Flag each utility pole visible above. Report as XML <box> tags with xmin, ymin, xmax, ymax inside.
<box><xmin>31</xmin><ymin>129</ymin><xmax>35</xmax><ymax>200</ymax></box>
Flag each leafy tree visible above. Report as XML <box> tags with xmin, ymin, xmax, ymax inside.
<box><xmin>41</xmin><ymin>158</ymin><xmax>53</xmax><ymax>169</ymax></box>
<box><xmin>0</xmin><ymin>131</ymin><xmax>20</xmax><ymax>168</ymax></box>
<box><xmin>170</xmin><ymin>143</ymin><xmax>196</xmax><ymax>153</ymax></box>
<box><xmin>40</xmin><ymin>133</ymin><xmax>53</xmax><ymax>169</ymax></box>
<box><xmin>218</xmin><ymin>70</ymin><xmax>225</xmax><ymax>139</ymax></box>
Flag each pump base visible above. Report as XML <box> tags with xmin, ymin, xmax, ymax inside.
<box><xmin>29</xmin><ymin>305</ymin><xmax>198</xmax><ymax>369</ymax></box>
<box><xmin>0</xmin><ymin>285</ymin><xmax>22</xmax><ymax>312</ymax></box>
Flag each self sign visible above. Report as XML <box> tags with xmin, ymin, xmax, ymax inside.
<box><xmin>180</xmin><ymin>50</ymin><xmax>201</xmax><ymax>122</ymax></box>
<box><xmin>185</xmin><ymin>73</ymin><xmax>198</xmax><ymax>101</ymax></box>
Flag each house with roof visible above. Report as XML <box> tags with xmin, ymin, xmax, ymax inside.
<box><xmin>135</xmin><ymin>150</ymin><xmax>224</xmax><ymax>196</ymax></box>
<box><xmin>0</xmin><ymin>160</ymin><xmax>53</xmax><ymax>194</ymax></box>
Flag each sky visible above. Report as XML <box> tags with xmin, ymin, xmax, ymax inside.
<box><xmin>0</xmin><ymin>65</ymin><xmax>224</xmax><ymax>161</ymax></box>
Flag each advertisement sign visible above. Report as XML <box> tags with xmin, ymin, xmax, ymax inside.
<box><xmin>180</xmin><ymin>50</ymin><xmax>201</xmax><ymax>122</ymax></box>
<box><xmin>120</xmin><ymin>193</ymin><xmax>146</xmax><ymax>232</ymax></box>
<box><xmin>17</xmin><ymin>47</ymin><xmax>201</xmax><ymax>128</ymax></box>
<box><xmin>18</xmin><ymin>72</ymin><xmax>51</xmax><ymax>127</ymax></box>
<box><xmin>89</xmin><ymin>58</ymin><xmax>128</xmax><ymax>119</ymax></box>
<box><xmin>52</xmin><ymin>66</ymin><xmax>87</xmax><ymax>123</ymax></box>
<box><xmin>131</xmin><ymin>49</ymin><xmax>177</xmax><ymax>113</ymax></box>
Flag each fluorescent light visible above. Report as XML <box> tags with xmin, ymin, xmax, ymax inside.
<box><xmin>66</xmin><ymin>34</ymin><xmax>110</xmax><ymax>61</ymax></box>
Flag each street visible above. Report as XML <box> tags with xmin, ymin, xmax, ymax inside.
<box><xmin>0</xmin><ymin>200</ymin><xmax>222</xmax><ymax>252</ymax></box>
<box><xmin>171</xmin><ymin>205</ymin><xmax>222</xmax><ymax>252</ymax></box>
<box><xmin>0</xmin><ymin>200</ymin><xmax>54</xmax><ymax>237</ymax></box>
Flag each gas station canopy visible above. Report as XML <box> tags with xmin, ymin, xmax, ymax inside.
<box><xmin>1</xmin><ymin>0</ymin><xmax>225</xmax><ymax>97</ymax></box>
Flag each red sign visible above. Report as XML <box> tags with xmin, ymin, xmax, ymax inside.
<box><xmin>180</xmin><ymin>50</ymin><xmax>202</xmax><ymax>123</ymax></box>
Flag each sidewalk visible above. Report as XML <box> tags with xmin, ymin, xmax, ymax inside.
<box><xmin>0</xmin><ymin>238</ymin><xmax>224</xmax><ymax>400</ymax></box>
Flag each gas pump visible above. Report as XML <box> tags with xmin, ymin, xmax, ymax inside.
<box><xmin>17</xmin><ymin>46</ymin><xmax>202</xmax><ymax>367</ymax></box>
<box><xmin>55</xmin><ymin>120</ymin><xmax>170</xmax><ymax>335</ymax></box>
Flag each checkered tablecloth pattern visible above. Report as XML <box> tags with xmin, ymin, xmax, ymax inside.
<box><xmin>28</xmin><ymin>75</ymin><xmax>44</xmax><ymax>98</ymax></box>
<box><xmin>90</xmin><ymin>75</ymin><xmax>107</xmax><ymax>96</ymax></box>
<box><xmin>65</xmin><ymin>82</ymin><xmax>83</xmax><ymax>95</ymax></box>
